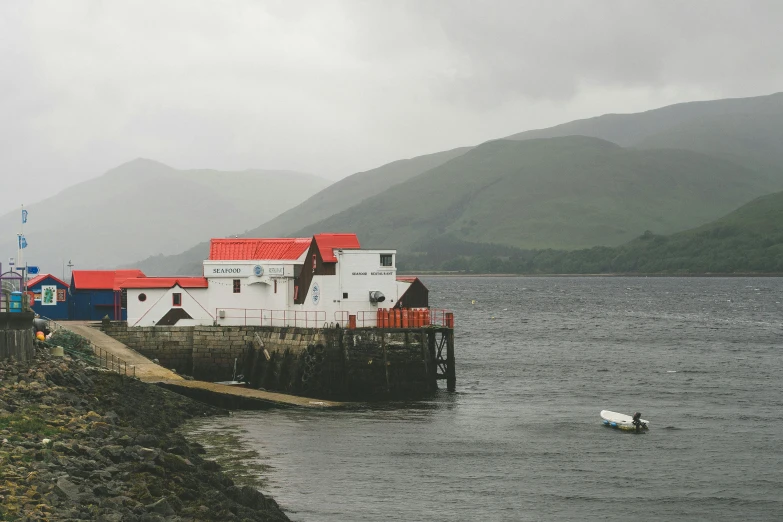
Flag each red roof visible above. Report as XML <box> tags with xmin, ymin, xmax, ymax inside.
<box><xmin>396</xmin><ymin>276</ymin><xmax>418</xmax><ymax>283</ymax></box>
<box><xmin>71</xmin><ymin>270</ymin><xmax>146</xmax><ymax>291</ymax></box>
<box><xmin>209</xmin><ymin>238</ymin><xmax>311</xmax><ymax>261</ymax></box>
<box><xmin>26</xmin><ymin>274</ymin><xmax>70</xmax><ymax>289</ymax></box>
<box><xmin>313</xmin><ymin>233</ymin><xmax>361</xmax><ymax>263</ymax></box>
<box><xmin>121</xmin><ymin>277</ymin><xmax>208</xmax><ymax>289</ymax></box>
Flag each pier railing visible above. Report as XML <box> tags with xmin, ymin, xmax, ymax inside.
<box><xmin>215</xmin><ymin>308</ymin><xmax>326</xmax><ymax>328</ymax></box>
<box><xmin>39</xmin><ymin>317</ymin><xmax>136</xmax><ymax>378</ymax></box>
<box><xmin>215</xmin><ymin>308</ymin><xmax>454</xmax><ymax>329</ymax></box>
<box><xmin>339</xmin><ymin>308</ymin><xmax>454</xmax><ymax>328</ymax></box>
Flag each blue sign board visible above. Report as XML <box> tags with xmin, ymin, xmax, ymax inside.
<box><xmin>27</xmin><ymin>266</ymin><xmax>40</xmax><ymax>275</ymax></box>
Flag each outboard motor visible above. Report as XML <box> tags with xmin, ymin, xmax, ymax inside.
<box><xmin>632</xmin><ymin>412</ymin><xmax>645</xmax><ymax>432</ymax></box>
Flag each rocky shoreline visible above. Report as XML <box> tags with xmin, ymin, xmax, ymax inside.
<box><xmin>0</xmin><ymin>341</ymin><xmax>290</xmax><ymax>521</ymax></box>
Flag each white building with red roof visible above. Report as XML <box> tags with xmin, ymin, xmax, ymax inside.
<box><xmin>122</xmin><ymin>234</ymin><xmax>428</xmax><ymax>327</ymax></box>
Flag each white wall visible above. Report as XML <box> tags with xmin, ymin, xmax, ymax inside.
<box><xmin>126</xmin><ymin>286</ymin><xmax>212</xmax><ymax>327</ymax></box>
<box><xmin>210</xmin><ymin>276</ymin><xmax>293</xmax><ymax>326</ymax></box>
<box><xmin>129</xmin><ymin>250</ymin><xmax>408</xmax><ymax>328</ymax></box>
<box><xmin>293</xmin><ymin>249</ymin><xmax>401</xmax><ymax>327</ymax></box>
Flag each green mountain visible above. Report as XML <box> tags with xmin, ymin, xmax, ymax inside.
<box><xmin>507</xmin><ymin>92</ymin><xmax>783</xmax><ymax>146</ymax></box>
<box><xmin>0</xmin><ymin>159</ymin><xmax>329</xmax><ymax>274</ymax></box>
<box><xmin>417</xmin><ymin>189</ymin><xmax>783</xmax><ymax>274</ymax></box>
<box><xmin>134</xmin><ymin>91</ymin><xmax>783</xmax><ymax>276</ymax></box>
<box><xmin>135</xmin><ymin>147</ymin><xmax>470</xmax><ymax>274</ymax></box>
<box><xmin>293</xmin><ymin>137</ymin><xmax>774</xmax><ymax>252</ymax></box>
<box><xmin>509</xmin><ymin>92</ymin><xmax>783</xmax><ymax>187</ymax></box>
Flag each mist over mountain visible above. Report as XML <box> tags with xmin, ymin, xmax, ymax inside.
<box><xmin>108</xmin><ymin>92</ymin><xmax>783</xmax><ymax>275</ymax></box>
<box><xmin>0</xmin><ymin>159</ymin><xmax>329</xmax><ymax>274</ymax></box>
<box><xmin>134</xmin><ymin>148</ymin><xmax>470</xmax><ymax>275</ymax></box>
<box><xmin>294</xmin><ymin>136</ymin><xmax>772</xmax><ymax>251</ymax></box>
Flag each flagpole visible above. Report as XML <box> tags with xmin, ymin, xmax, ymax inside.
<box><xmin>19</xmin><ymin>204</ymin><xmax>24</xmax><ymax>286</ymax></box>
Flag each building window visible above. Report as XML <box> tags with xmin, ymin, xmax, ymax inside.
<box><xmin>343</xmin><ymin>292</ymin><xmax>348</xmax><ymax>299</ymax></box>
<box><xmin>138</xmin><ymin>293</ymin><xmax>147</xmax><ymax>302</ymax></box>
<box><xmin>380</xmin><ymin>254</ymin><xmax>393</xmax><ymax>267</ymax></box>
<box><xmin>172</xmin><ymin>293</ymin><xmax>182</xmax><ymax>306</ymax></box>
<box><xmin>233</xmin><ymin>279</ymin><xmax>241</xmax><ymax>293</ymax></box>
<box><xmin>274</xmin><ymin>280</ymin><xmax>278</xmax><ymax>294</ymax></box>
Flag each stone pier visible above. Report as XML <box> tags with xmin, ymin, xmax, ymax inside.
<box><xmin>102</xmin><ymin>323</ymin><xmax>455</xmax><ymax>400</ymax></box>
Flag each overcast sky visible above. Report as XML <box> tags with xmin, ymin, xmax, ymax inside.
<box><xmin>2</xmin><ymin>0</ymin><xmax>782</xmax><ymax>215</ymax></box>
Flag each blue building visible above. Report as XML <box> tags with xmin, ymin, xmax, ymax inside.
<box><xmin>26</xmin><ymin>274</ymin><xmax>70</xmax><ymax>320</ymax></box>
<box><xmin>69</xmin><ymin>270</ymin><xmax>145</xmax><ymax>321</ymax></box>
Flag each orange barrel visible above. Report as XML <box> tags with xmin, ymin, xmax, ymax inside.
<box><xmin>446</xmin><ymin>312</ymin><xmax>454</xmax><ymax>328</ymax></box>
<box><xmin>411</xmin><ymin>309</ymin><xmax>419</xmax><ymax>328</ymax></box>
<box><xmin>377</xmin><ymin>308</ymin><xmax>383</xmax><ymax>328</ymax></box>
<box><xmin>394</xmin><ymin>309</ymin><xmax>401</xmax><ymax>328</ymax></box>
<box><xmin>383</xmin><ymin>309</ymin><xmax>390</xmax><ymax>328</ymax></box>
<box><xmin>349</xmin><ymin>314</ymin><xmax>357</xmax><ymax>329</ymax></box>
<box><xmin>415</xmin><ymin>309</ymin><xmax>422</xmax><ymax>328</ymax></box>
<box><xmin>401</xmin><ymin>309</ymin><xmax>409</xmax><ymax>328</ymax></box>
<box><xmin>424</xmin><ymin>309</ymin><xmax>430</xmax><ymax>326</ymax></box>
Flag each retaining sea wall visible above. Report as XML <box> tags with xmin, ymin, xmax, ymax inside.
<box><xmin>102</xmin><ymin>323</ymin><xmax>444</xmax><ymax>400</ymax></box>
<box><xmin>0</xmin><ymin>312</ymin><xmax>35</xmax><ymax>363</ymax></box>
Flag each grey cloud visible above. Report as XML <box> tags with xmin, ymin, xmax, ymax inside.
<box><xmin>405</xmin><ymin>1</ymin><xmax>783</xmax><ymax>104</ymax></box>
<box><xmin>1</xmin><ymin>0</ymin><xmax>781</xmax><ymax>216</ymax></box>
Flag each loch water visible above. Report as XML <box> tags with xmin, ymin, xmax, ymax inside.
<box><xmin>190</xmin><ymin>277</ymin><xmax>783</xmax><ymax>521</ymax></box>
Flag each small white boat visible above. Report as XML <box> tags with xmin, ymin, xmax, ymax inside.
<box><xmin>600</xmin><ymin>410</ymin><xmax>649</xmax><ymax>431</ymax></box>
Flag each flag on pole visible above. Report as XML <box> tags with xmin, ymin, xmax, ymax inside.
<box><xmin>22</xmin><ymin>209</ymin><xmax>28</xmax><ymax>223</ymax></box>
<box><xmin>18</xmin><ymin>235</ymin><xmax>28</xmax><ymax>249</ymax></box>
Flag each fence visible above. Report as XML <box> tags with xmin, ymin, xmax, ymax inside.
<box><xmin>88</xmin><ymin>344</ymin><xmax>136</xmax><ymax>378</ymax></box>
<box><xmin>216</xmin><ymin>308</ymin><xmax>327</xmax><ymax>328</ymax></box>
<box><xmin>214</xmin><ymin>308</ymin><xmax>454</xmax><ymax>329</ymax></box>
<box><xmin>41</xmin><ymin>316</ymin><xmax>136</xmax><ymax>378</ymax></box>
<box><xmin>340</xmin><ymin>308</ymin><xmax>454</xmax><ymax>328</ymax></box>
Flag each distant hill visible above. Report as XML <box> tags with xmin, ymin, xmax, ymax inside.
<box><xmin>0</xmin><ymin>159</ymin><xmax>329</xmax><ymax>273</ymax></box>
<box><xmin>413</xmin><ymin>189</ymin><xmax>783</xmax><ymax>274</ymax></box>
<box><xmin>507</xmin><ymin>92</ymin><xmax>783</xmax><ymax>146</ymax></box>
<box><xmin>509</xmin><ymin>92</ymin><xmax>783</xmax><ymax>187</ymax></box>
<box><xmin>135</xmin><ymin>148</ymin><xmax>470</xmax><ymax>275</ymax></box>
<box><xmin>134</xmin><ymin>91</ymin><xmax>783</xmax><ymax>276</ymax></box>
<box><xmin>293</xmin><ymin>136</ymin><xmax>774</xmax><ymax>252</ymax></box>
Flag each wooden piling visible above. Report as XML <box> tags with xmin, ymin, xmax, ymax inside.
<box><xmin>427</xmin><ymin>330</ymin><xmax>437</xmax><ymax>387</ymax></box>
<box><xmin>420</xmin><ymin>330</ymin><xmax>432</xmax><ymax>391</ymax></box>
<box><xmin>381</xmin><ymin>332</ymin><xmax>390</xmax><ymax>393</ymax></box>
<box><xmin>446</xmin><ymin>329</ymin><xmax>456</xmax><ymax>392</ymax></box>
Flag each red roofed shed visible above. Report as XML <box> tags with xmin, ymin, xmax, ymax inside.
<box><xmin>69</xmin><ymin>269</ymin><xmax>146</xmax><ymax>320</ymax></box>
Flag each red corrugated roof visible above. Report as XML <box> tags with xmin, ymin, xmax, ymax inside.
<box><xmin>26</xmin><ymin>274</ymin><xmax>70</xmax><ymax>289</ymax></box>
<box><xmin>314</xmin><ymin>233</ymin><xmax>361</xmax><ymax>263</ymax></box>
<box><xmin>121</xmin><ymin>277</ymin><xmax>208</xmax><ymax>289</ymax></box>
<box><xmin>209</xmin><ymin>238</ymin><xmax>311</xmax><ymax>261</ymax></box>
<box><xmin>72</xmin><ymin>270</ymin><xmax>146</xmax><ymax>291</ymax></box>
<box><xmin>396</xmin><ymin>276</ymin><xmax>418</xmax><ymax>283</ymax></box>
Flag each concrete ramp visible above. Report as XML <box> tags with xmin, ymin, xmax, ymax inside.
<box><xmin>158</xmin><ymin>380</ymin><xmax>345</xmax><ymax>409</ymax></box>
<box><xmin>61</xmin><ymin>322</ymin><xmax>183</xmax><ymax>382</ymax></box>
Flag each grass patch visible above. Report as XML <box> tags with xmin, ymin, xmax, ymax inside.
<box><xmin>0</xmin><ymin>413</ymin><xmax>60</xmax><ymax>438</ymax></box>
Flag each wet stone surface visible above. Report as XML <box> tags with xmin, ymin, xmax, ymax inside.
<box><xmin>0</xmin><ymin>343</ymin><xmax>290</xmax><ymax>521</ymax></box>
